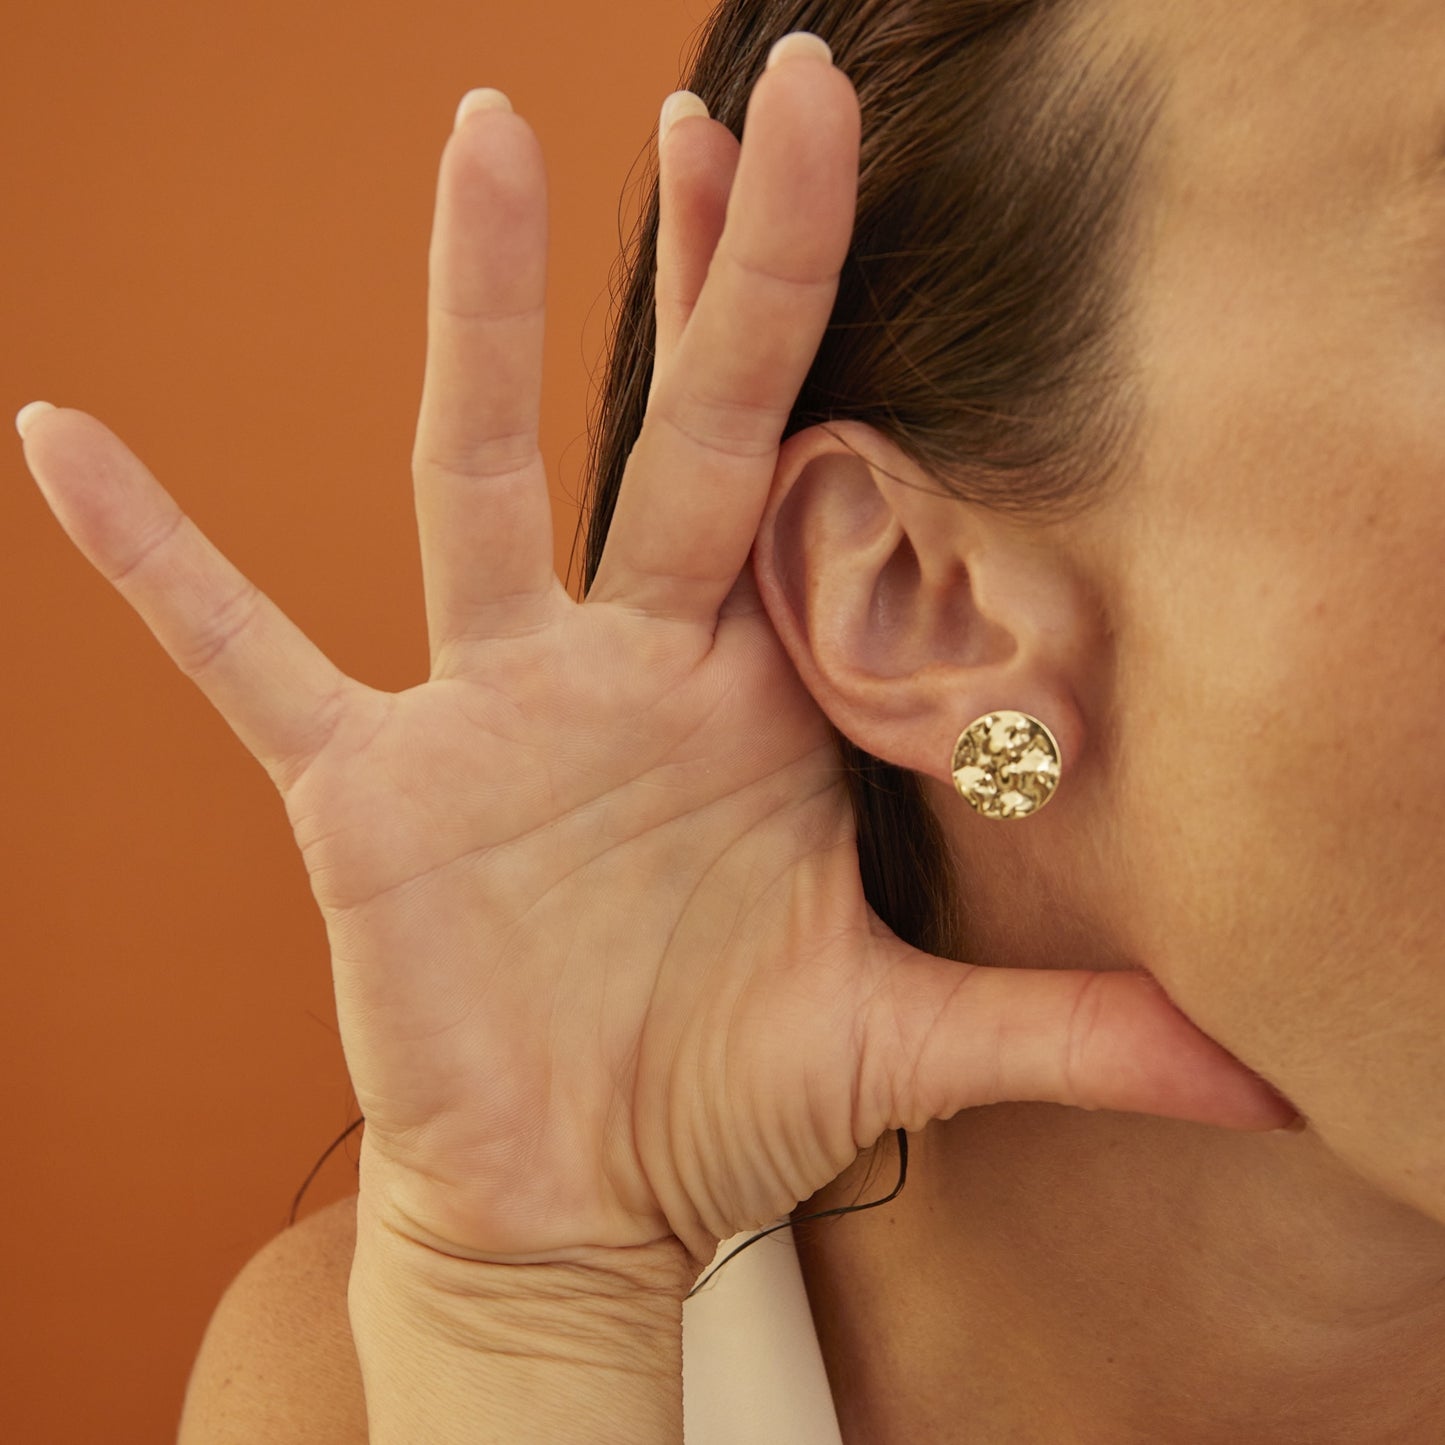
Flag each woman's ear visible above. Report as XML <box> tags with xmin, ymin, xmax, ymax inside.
<box><xmin>753</xmin><ymin>422</ymin><xmax>1096</xmax><ymax>785</ymax></box>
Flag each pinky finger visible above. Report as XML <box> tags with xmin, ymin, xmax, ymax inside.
<box><xmin>652</xmin><ymin>93</ymin><xmax>739</xmax><ymax>387</ymax></box>
<box><xmin>21</xmin><ymin>407</ymin><xmax>355</xmax><ymax>786</ymax></box>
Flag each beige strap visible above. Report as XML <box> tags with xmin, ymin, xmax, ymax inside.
<box><xmin>682</xmin><ymin>1224</ymin><xmax>844</xmax><ymax>1445</ymax></box>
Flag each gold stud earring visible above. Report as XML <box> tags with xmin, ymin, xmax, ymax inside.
<box><xmin>951</xmin><ymin>711</ymin><xmax>1062</xmax><ymax>820</ymax></box>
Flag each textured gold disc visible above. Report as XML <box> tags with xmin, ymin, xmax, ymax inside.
<box><xmin>951</xmin><ymin>711</ymin><xmax>1062</xmax><ymax>821</ymax></box>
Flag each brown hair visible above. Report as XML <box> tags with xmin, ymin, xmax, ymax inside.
<box><xmin>580</xmin><ymin>0</ymin><xmax>1166</xmax><ymax>963</ymax></box>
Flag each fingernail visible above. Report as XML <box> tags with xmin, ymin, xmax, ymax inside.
<box><xmin>766</xmin><ymin>32</ymin><xmax>833</xmax><ymax>71</ymax></box>
<box><xmin>454</xmin><ymin>88</ymin><xmax>513</xmax><ymax>130</ymax></box>
<box><xmin>15</xmin><ymin>400</ymin><xmax>55</xmax><ymax>440</ymax></box>
<box><xmin>659</xmin><ymin>90</ymin><xmax>709</xmax><ymax>145</ymax></box>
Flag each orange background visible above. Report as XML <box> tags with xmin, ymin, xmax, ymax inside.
<box><xmin>2</xmin><ymin>1</ymin><xmax>706</xmax><ymax>1437</ymax></box>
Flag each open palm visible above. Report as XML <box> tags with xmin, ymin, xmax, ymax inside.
<box><xmin>20</xmin><ymin>50</ymin><xmax>1294</xmax><ymax>1271</ymax></box>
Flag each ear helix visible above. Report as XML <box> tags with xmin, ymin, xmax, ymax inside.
<box><xmin>951</xmin><ymin>711</ymin><xmax>1062</xmax><ymax>820</ymax></box>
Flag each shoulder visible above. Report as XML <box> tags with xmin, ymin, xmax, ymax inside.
<box><xmin>177</xmin><ymin>1193</ymin><xmax>368</xmax><ymax>1444</ymax></box>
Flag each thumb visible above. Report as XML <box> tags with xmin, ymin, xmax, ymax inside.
<box><xmin>863</xmin><ymin>946</ymin><xmax>1300</xmax><ymax>1135</ymax></box>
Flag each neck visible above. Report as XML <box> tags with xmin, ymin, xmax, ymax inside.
<box><xmin>794</xmin><ymin>1108</ymin><xmax>1445</xmax><ymax>1444</ymax></box>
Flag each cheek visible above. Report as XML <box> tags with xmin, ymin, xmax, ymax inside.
<box><xmin>1107</xmin><ymin>73</ymin><xmax>1445</xmax><ymax>1206</ymax></box>
<box><xmin>1101</xmin><ymin>369</ymin><xmax>1445</xmax><ymax>1206</ymax></box>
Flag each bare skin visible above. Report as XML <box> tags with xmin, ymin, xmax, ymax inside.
<box><xmin>757</xmin><ymin>2</ymin><xmax>1445</xmax><ymax>1439</ymax></box>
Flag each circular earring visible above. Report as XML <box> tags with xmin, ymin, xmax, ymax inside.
<box><xmin>951</xmin><ymin>711</ymin><xmax>1062</xmax><ymax>821</ymax></box>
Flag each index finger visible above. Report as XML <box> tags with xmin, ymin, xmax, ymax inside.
<box><xmin>588</xmin><ymin>39</ymin><xmax>860</xmax><ymax>623</ymax></box>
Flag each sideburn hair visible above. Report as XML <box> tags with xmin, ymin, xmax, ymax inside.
<box><xmin>581</xmin><ymin>0</ymin><xmax>1166</xmax><ymax>969</ymax></box>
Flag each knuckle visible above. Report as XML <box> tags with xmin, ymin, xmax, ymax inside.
<box><xmin>106</xmin><ymin>504</ymin><xmax>187</xmax><ymax>587</ymax></box>
<box><xmin>432</xmin><ymin>297</ymin><xmax>544</xmax><ymax>329</ymax></box>
<box><xmin>413</xmin><ymin>435</ymin><xmax>541</xmax><ymax>486</ymax></box>
<box><xmin>722</xmin><ymin>246</ymin><xmax>842</xmax><ymax>297</ymax></box>
<box><xmin>1062</xmin><ymin>972</ymin><xmax>1110</xmax><ymax>1111</ymax></box>
<box><xmin>175</xmin><ymin>577</ymin><xmax>265</xmax><ymax>680</ymax></box>
<box><xmin>652</xmin><ymin>392</ymin><xmax>786</xmax><ymax>463</ymax></box>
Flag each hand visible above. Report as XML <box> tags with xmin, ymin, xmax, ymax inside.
<box><xmin>18</xmin><ymin>44</ymin><xmax>1295</xmax><ymax>1271</ymax></box>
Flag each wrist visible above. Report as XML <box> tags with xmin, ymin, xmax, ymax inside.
<box><xmin>348</xmin><ymin>1216</ymin><xmax>693</xmax><ymax>1444</ymax></box>
<box><xmin>351</xmin><ymin>1206</ymin><xmax>695</xmax><ymax>1351</ymax></box>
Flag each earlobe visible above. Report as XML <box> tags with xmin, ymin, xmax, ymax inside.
<box><xmin>755</xmin><ymin>422</ymin><xmax>1093</xmax><ymax>796</ymax></box>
